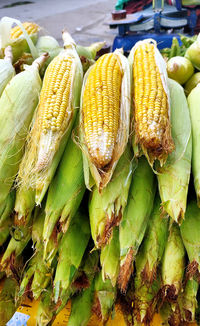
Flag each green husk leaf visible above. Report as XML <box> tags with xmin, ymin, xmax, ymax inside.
<box><xmin>0</xmin><ymin>46</ymin><xmax>15</xmax><ymax>96</ymax></box>
<box><xmin>178</xmin><ymin>278</ymin><xmax>198</xmax><ymax>322</ymax></box>
<box><xmin>157</xmin><ymin>78</ymin><xmax>192</xmax><ymax>224</ymax></box>
<box><xmin>0</xmin><ymin>54</ymin><xmax>48</xmax><ymax>207</ymax></box>
<box><xmin>0</xmin><ymin>278</ymin><xmax>20</xmax><ymax>325</ymax></box>
<box><xmin>119</xmin><ymin>156</ymin><xmax>156</xmax><ymax>293</ymax></box>
<box><xmin>135</xmin><ymin>195</ymin><xmax>168</xmax><ymax>284</ymax></box>
<box><xmin>76</xmin><ymin>41</ymin><xmax>106</xmax><ymax>60</ymax></box>
<box><xmin>93</xmin><ymin>272</ymin><xmax>116</xmax><ymax>323</ymax></box>
<box><xmin>14</xmin><ymin>186</ymin><xmax>35</xmax><ymax>227</ymax></box>
<box><xmin>53</xmin><ymin>211</ymin><xmax>90</xmax><ymax>302</ymax></box>
<box><xmin>180</xmin><ymin>200</ymin><xmax>200</xmax><ymax>273</ymax></box>
<box><xmin>0</xmin><ymin>190</ymin><xmax>15</xmax><ymax>246</ymax></box>
<box><xmin>68</xmin><ymin>280</ymin><xmax>95</xmax><ymax>326</ymax></box>
<box><xmin>43</xmin><ymin>122</ymin><xmax>85</xmax><ymax>263</ymax></box>
<box><xmin>89</xmin><ymin>145</ymin><xmax>133</xmax><ymax>248</ymax></box>
<box><xmin>161</xmin><ymin>223</ymin><xmax>185</xmax><ymax>301</ymax></box>
<box><xmin>187</xmin><ymin>84</ymin><xmax>200</xmax><ymax>207</ymax></box>
<box><xmin>100</xmin><ymin>226</ymin><xmax>120</xmax><ymax>287</ymax></box>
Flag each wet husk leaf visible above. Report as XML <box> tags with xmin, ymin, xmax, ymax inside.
<box><xmin>89</xmin><ymin>145</ymin><xmax>133</xmax><ymax>248</ymax></box>
<box><xmin>157</xmin><ymin>78</ymin><xmax>192</xmax><ymax>224</ymax></box>
<box><xmin>119</xmin><ymin>156</ymin><xmax>156</xmax><ymax>293</ymax></box>
<box><xmin>100</xmin><ymin>226</ymin><xmax>120</xmax><ymax>287</ymax></box>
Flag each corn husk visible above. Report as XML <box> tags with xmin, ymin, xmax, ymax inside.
<box><xmin>0</xmin><ymin>278</ymin><xmax>20</xmax><ymax>325</ymax></box>
<box><xmin>100</xmin><ymin>226</ymin><xmax>120</xmax><ymax>287</ymax></box>
<box><xmin>0</xmin><ymin>46</ymin><xmax>15</xmax><ymax>96</ymax></box>
<box><xmin>180</xmin><ymin>201</ymin><xmax>200</xmax><ymax>275</ymax></box>
<box><xmin>89</xmin><ymin>145</ymin><xmax>133</xmax><ymax>248</ymax></box>
<box><xmin>92</xmin><ymin>272</ymin><xmax>117</xmax><ymax>324</ymax></box>
<box><xmin>19</xmin><ymin>208</ymin><xmax>56</xmax><ymax>300</ymax></box>
<box><xmin>187</xmin><ymin>84</ymin><xmax>200</xmax><ymax>207</ymax></box>
<box><xmin>0</xmin><ymin>16</ymin><xmax>39</xmax><ymax>62</ymax></box>
<box><xmin>0</xmin><ymin>191</ymin><xmax>15</xmax><ymax>246</ymax></box>
<box><xmin>119</xmin><ymin>156</ymin><xmax>156</xmax><ymax>293</ymax></box>
<box><xmin>178</xmin><ymin>278</ymin><xmax>198</xmax><ymax>323</ymax></box>
<box><xmin>53</xmin><ymin>211</ymin><xmax>90</xmax><ymax>303</ymax></box>
<box><xmin>135</xmin><ymin>195</ymin><xmax>168</xmax><ymax>285</ymax></box>
<box><xmin>0</xmin><ymin>53</ymin><xmax>47</xmax><ymax>208</ymax></box>
<box><xmin>161</xmin><ymin>224</ymin><xmax>185</xmax><ymax>301</ymax></box>
<box><xmin>76</xmin><ymin>41</ymin><xmax>106</xmax><ymax>60</ymax></box>
<box><xmin>129</xmin><ymin>39</ymin><xmax>174</xmax><ymax>166</ymax></box>
<box><xmin>184</xmin><ymin>72</ymin><xmax>200</xmax><ymax>95</ymax></box>
<box><xmin>167</xmin><ymin>56</ymin><xmax>194</xmax><ymax>85</ymax></box>
<box><xmin>157</xmin><ymin>78</ymin><xmax>192</xmax><ymax>224</ymax></box>
<box><xmin>43</xmin><ymin>122</ymin><xmax>85</xmax><ymax>263</ymax></box>
<box><xmin>17</xmin><ymin>31</ymin><xmax>83</xmax><ymax>205</ymax></box>
<box><xmin>36</xmin><ymin>35</ymin><xmax>62</xmax><ymax>76</ymax></box>
<box><xmin>80</xmin><ymin>48</ymin><xmax>130</xmax><ymax>191</ymax></box>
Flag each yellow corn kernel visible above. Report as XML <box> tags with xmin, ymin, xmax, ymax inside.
<box><xmin>10</xmin><ymin>22</ymin><xmax>39</xmax><ymax>40</ymax></box>
<box><xmin>82</xmin><ymin>53</ymin><xmax>122</xmax><ymax>168</ymax></box>
<box><xmin>38</xmin><ymin>55</ymin><xmax>73</xmax><ymax>134</ymax></box>
<box><xmin>133</xmin><ymin>42</ymin><xmax>174</xmax><ymax>158</ymax></box>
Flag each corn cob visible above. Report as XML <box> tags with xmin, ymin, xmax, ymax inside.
<box><xmin>157</xmin><ymin>78</ymin><xmax>192</xmax><ymax>224</ymax></box>
<box><xmin>0</xmin><ymin>278</ymin><xmax>20</xmax><ymax>325</ymax></box>
<box><xmin>0</xmin><ymin>53</ymin><xmax>48</xmax><ymax>208</ymax></box>
<box><xmin>43</xmin><ymin>119</ymin><xmax>85</xmax><ymax>263</ymax></box>
<box><xmin>89</xmin><ymin>145</ymin><xmax>133</xmax><ymax>248</ymax></box>
<box><xmin>0</xmin><ymin>46</ymin><xmax>15</xmax><ymax>96</ymax></box>
<box><xmin>10</xmin><ymin>22</ymin><xmax>39</xmax><ymax>40</ymax></box>
<box><xmin>129</xmin><ymin>39</ymin><xmax>174</xmax><ymax>166</ymax></box>
<box><xmin>0</xmin><ymin>17</ymin><xmax>39</xmax><ymax>62</ymax></box>
<box><xmin>135</xmin><ymin>195</ymin><xmax>168</xmax><ymax>285</ymax></box>
<box><xmin>119</xmin><ymin>156</ymin><xmax>156</xmax><ymax>293</ymax></box>
<box><xmin>161</xmin><ymin>224</ymin><xmax>185</xmax><ymax>302</ymax></box>
<box><xmin>180</xmin><ymin>201</ymin><xmax>200</xmax><ymax>276</ymax></box>
<box><xmin>187</xmin><ymin>84</ymin><xmax>200</xmax><ymax>207</ymax></box>
<box><xmin>100</xmin><ymin>226</ymin><xmax>120</xmax><ymax>287</ymax></box>
<box><xmin>53</xmin><ymin>211</ymin><xmax>90</xmax><ymax>303</ymax></box>
<box><xmin>0</xmin><ymin>191</ymin><xmax>15</xmax><ymax>246</ymax></box>
<box><xmin>17</xmin><ymin>31</ymin><xmax>83</xmax><ymax>205</ymax></box>
<box><xmin>80</xmin><ymin>48</ymin><xmax>130</xmax><ymax>190</ymax></box>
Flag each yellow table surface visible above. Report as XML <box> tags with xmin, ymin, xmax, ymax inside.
<box><xmin>17</xmin><ymin>297</ymin><xmax>197</xmax><ymax>326</ymax></box>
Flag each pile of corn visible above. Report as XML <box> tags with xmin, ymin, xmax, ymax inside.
<box><xmin>0</xmin><ymin>17</ymin><xmax>200</xmax><ymax>326</ymax></box>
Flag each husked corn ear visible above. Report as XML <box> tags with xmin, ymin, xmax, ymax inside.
<box><xmin>130</xmin><ymin>39</ymin><xmax>174</xmax><ymax>165</ymax></box>
<box><xmin>17</xmin><ymin>30</ymin><xmax>83</xmax><ymax>205</ymax></box>
<box><xmin>80</xmin><ymin>48</ymin><xmax>130</xmax><ymax>190</ymax></box>
<box><xmin>10</xmin><ymin>22</ymin><xmax>40</xmax><ymax>40</ymax></box>
<box><xmin>83</xmin><ymin>53</ymin><xmax>122</xmax><ymax>168</ymax></box>
<box><xmin>39</xmin><ymin>55</ymin><xmax>74</xmax><ymax>136</ymax></box>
